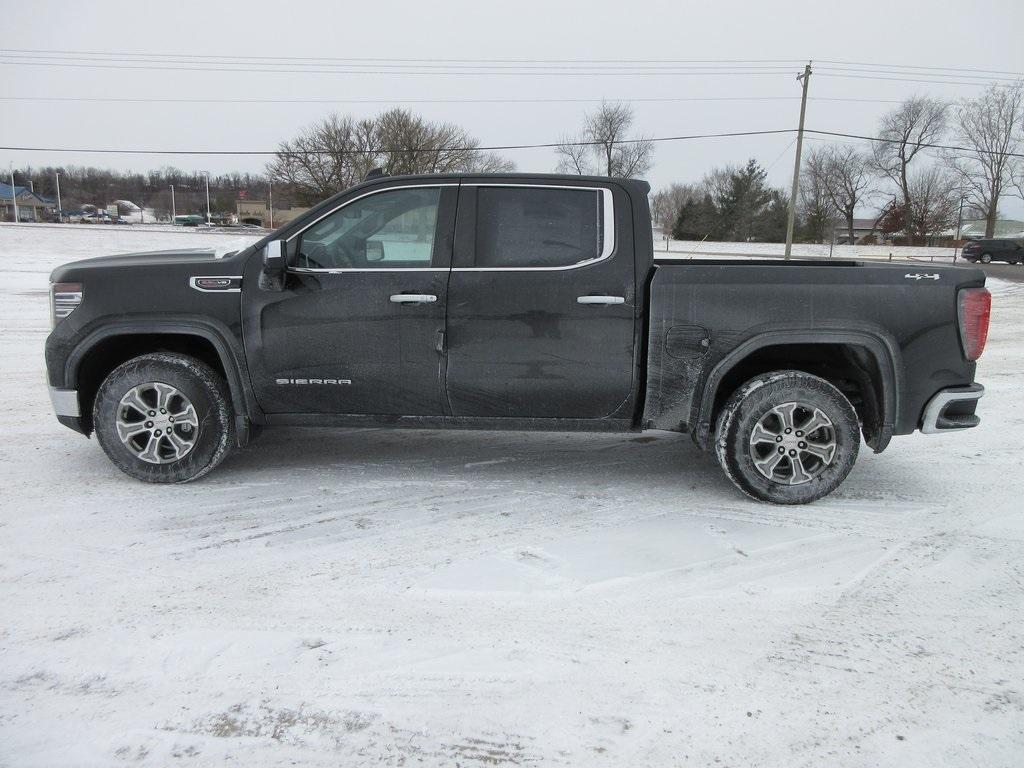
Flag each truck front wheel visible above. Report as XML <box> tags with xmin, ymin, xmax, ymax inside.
<box><xmin>93</xmin><ymin>353</ymin><xmax>233</xmax><ymax>483</ymax></box>
<box><xmin>714</xmin><ymin>370</ymin><xmax>860</xmax><ymax>504</ymax></box>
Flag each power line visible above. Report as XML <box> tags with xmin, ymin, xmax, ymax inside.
<box><xmin>0</xmin><ymin>95</ymin><xmax>903</xmax><ymax>105</ymax></box>
<box><xmin>0</xmin><ymin>59</ymin><xmax>800</xmax><ymax>76</ymax></box>
<box><xmin>815</xmin><ymin>59</ymin><xmax>1024</xmax><ymax>78</ymax></box>
<box><xmin>816</xmin><ymin>72</ymin><xmax>1020</xmax><ymax>87</ymax></box>
<box><xmin>804</xmin><ymin>129</ymin><xmax>1024</xmax><ymax>159</ymax></box>
<box><xmin>0</xmin><ymin>48</ymin><xmax>808</xmax><ymax>65</ymax></box>
<box><xmin>5</xmin><ymin>49</ymin><xmax>1020</xmax><ymax>78</ymax></box>
<box><xmin>818</xmin><ymin>66</ymin><xmax>1021</xmax><ymax>83</ymax></box>
<box><xmin>3</xmin><ymin>128</ymin><xmax>1020</xmax><ymax>159</ymax></box>
<box><xmin>0</xmin><ymin>129</ymin><xmax>799</xmax><ymax>156</ymax></box>
<box><xmin>0</xmin><ymin>53</ymin><xmax>801</xmax><ymax>72</ymax></box>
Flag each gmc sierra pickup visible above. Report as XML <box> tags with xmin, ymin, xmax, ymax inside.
<box><xmin>45</xmin><ymin>173</ymin><xmax>991</xmax><ymax>503</ymax></box>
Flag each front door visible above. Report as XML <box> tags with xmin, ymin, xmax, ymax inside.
<box><xmin>243</xmin><ymin>184</ymin><xmax>457</xmax><ymax>415</ymax></box>
<box><xmin>444</xmin><ymin>182</ymin><xmax>637</xmax><ymax>419</ymax></box>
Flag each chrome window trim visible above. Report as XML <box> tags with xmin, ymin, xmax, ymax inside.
<box><xmin>290</xmin><ymin>267</ymin><xmax>449</xmax><ymax>274</ymax></box>
<box><xmin>455</xmin><ymin>184</ymin><xmax>615</xmax><ymax>272</ymax></box>
<box><xmin>281</xmin><ymin>181</ymin><xmax>615</xmax><ymax>274</ymax></box>
<box><xmin>284</xmin><ymin>183</ymin><xmax>455</xmax><ymax>241</ymax></box>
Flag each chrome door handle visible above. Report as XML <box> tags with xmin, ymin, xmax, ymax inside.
<box><xmin>577</xmin><ymin>295</ymin><xmax>625</xmax><ymax>305</ymax></box>
<box><xmin>390</xmin><ymin>294</ymin><xmax>437</xmax><ymax>304</ymax></box>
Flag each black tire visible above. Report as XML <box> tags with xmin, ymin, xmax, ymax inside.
<box><xmin>93</xmin><ymin>353</ymin><xmax>233</xmax><ymax>483</ymax></box>
<box><xmin>980</xmin><ymin>253</ymin><xmax>993</xmax><ymax>263</ymax></box>
<box><xmin>714</xmin><ymin>370</ymin><xmax>860</xmax><ymax>505</ymax></box>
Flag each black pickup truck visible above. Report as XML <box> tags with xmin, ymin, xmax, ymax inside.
<box><xmin>45</xmin><ymin>173</ymin><xmax>991</xmax><ymax>503</ymax></box>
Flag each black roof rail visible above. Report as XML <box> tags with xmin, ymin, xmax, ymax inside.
<box><xmin>364</xmin><ymin>168</ymin><xmax>386</xmax><ymax>181</ymax></box>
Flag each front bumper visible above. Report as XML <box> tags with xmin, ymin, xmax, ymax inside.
<box><xmin>920</xmin><ymin>384</ymin><xmax>984</xmax><ymax>434</ymax></box>
<box><xmin>49</xmin><ymin>386</ymin><xmax>88</xmax><ymax>435</ymax></box>
<box><xmin>49</xmin><ymin>386</ymin><xmax>80</xmax><ymax>417</ymax></box>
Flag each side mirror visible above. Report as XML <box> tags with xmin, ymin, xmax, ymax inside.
<box><xmin>263</xmin><ymin>240</ymin><xmax>286</xmax><ymax>272</ymax></box>
<box><xmin>259</xmin><ymin>240</ymin><xmax>287</xmax><ymax>291</ymax></box>
<box><xmin>366</xmin><ymin>240</ymin><xmax>385</xmax><ymax>262</ymax></box>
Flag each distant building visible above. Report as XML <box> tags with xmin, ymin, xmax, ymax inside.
<box><xmin>236</xmin><ymin>199</ymin><xmax>309</xmax><ymax>228</ymax></box>
<box><xmin>958</xmin><ymin>219</ymin><xmax>1024</xmax><ymax>240</ymax></box>
<box><xmin>0</xmin><ymin>182</ymin><xmax>53</xmax><ymax>222</ymax></box>
<box><xmin>832</xmin><ymin>218</ymin><xmax>884</xmax><ymax>244</ymax></box>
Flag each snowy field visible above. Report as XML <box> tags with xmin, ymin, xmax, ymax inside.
<box><xmin>1</xmin><ymin>224</ymin><xmax>1023</xmax><ymax>767</ymax></box>
<box><xmin>654</xmin><ymin>235</ymin><xmax>963</xmax><ymax>262</ymax></box>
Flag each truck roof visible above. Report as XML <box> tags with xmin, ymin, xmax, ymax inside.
<box><xmin>354</xmin><ymin>172</ymin><xmax>651</xmax><ymax>194</ymax></box>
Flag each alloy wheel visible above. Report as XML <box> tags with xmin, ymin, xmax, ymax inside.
<box><xmin>748</xmin><ymin>401</ymin><xmax>838</xmax><ymax>485</ymax></box>
<box><xmin>115</xmin><ymin>382</ymin><xmax>200</xmax><ymax>464</ymax></box>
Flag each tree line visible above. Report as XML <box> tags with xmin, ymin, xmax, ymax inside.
<box><xmin>5</xmin><ymin>166</ymin><xmax>289</xmax><ymax>220</ymax></box>
<box><xmin>654</xmin><ymin>83</ymin><xmax>1024</xmax><ymax>244</ymax></box>
<box><xmin>7</xmin><ymin>86</ymin><xmax>1022</xmax><ymax>241</ymax></box>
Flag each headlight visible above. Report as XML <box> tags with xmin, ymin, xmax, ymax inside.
<box><xmin>50</xmin><ymin>282</ymin><xmax>83</xmax><ymax>328</ymax></box>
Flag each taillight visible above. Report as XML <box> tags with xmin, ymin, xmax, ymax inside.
<box><xmin>50</xmin><ymin>282</ymin><xmax>83</xmax><ymax>328</ymax></box>
<box><xmin>957</xmin><ymin>287</ymin><xmax>991</xmax><ymax>361</ymax></box>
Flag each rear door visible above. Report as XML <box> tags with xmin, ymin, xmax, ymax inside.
<box><xmin>444</xmin><ymin>181</ymin><xmax>636</xmax><ymax>419</ymax></box>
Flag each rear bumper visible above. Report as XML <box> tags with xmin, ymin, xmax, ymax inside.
<box><xmin>920</xmin><ymin>384</ymin><xmax>984</xmax><ymax>434</ymax></box>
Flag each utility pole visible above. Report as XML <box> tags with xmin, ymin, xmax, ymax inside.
<box><xmin>954</xmin><ymin>195</ymin><xmax>965</xmax><ymax>262</ymax></box>
<box><xmin>268</xmin><ymin>178</ymin><xmax>274</xmax><ymax>229</ymax></box>
<box><xmin>55</xmin><ymin>171</ymin><xmax>62</xmax><ymax>221</ymax></box>
<box><xmin>170</xmin><ymin>184</ymin><xmax>176</xmax><ymax>222</ymax></box>
<box><xmin>784</xmin><ymin>62</ymin><xmax>812</xmax><ymax>259</ymax></box>
<box><xmin>8</xmin><ymin>163</ymin><xmax>19</xmax><ymax>223</ymax></box>
<box><xmin>203</xmin><ymin>172</ymin><xmax>211</xmax><ymax>224</ymax></box>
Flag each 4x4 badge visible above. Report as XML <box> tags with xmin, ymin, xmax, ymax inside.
<box><xmin>904</xmin><ymin>273</ymin><xmax>940</xmax><ymax>281</ymax></box>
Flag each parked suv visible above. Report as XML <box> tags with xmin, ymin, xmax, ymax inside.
<box><xmin>961</xmin><ymin>239</ymin><xmax>1023</xmax><ymax>264</ymax></box>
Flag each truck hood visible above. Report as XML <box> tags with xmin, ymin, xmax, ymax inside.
<box><xmin>49</xmin><ymin>245</ymin><xmax>252</xmax><ymax>283</ymax></box>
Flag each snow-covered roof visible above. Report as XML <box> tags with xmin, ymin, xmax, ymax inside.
<box><xmin>0</xmin><ymin>182</ymin><xmax>50</xmax><ymax>205</ymax></box>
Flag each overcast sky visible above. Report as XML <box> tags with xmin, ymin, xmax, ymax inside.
<box><xmin>4</xmin><ymin>0</ymin><xmax>1023</xmax><ymax>217</ymax></box>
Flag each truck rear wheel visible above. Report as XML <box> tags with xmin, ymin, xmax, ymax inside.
<box><xmin>93</xmin><ymin>353</ymin><xmax>233</xmax><ymax>483</ymax></box>
<box><xmin>714</xmin><ymin>370</ymin><xmax>860</xmax><ymax>504</ymax></box>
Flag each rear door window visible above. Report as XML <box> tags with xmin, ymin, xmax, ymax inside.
<box><xmin>474</xmin><ymin>187</ymin><xmax>606</xmax><ymax>268</ymax></box>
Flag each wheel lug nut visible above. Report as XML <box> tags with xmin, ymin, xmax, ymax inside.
<box><xmin>789</xmin><ymin>449</ymin><xmax>797</xmax><ymax>457</ymax></box>
<box><xmin>799</xmin><ymin>441</ymin><xmax>806</xmax><ymax>449</ymax></box>
<box><xmin>778</xmin><ymin>446</ymin><xmax>785</xmax><ymax>454</ymax></box>
<box><xmin>775</xmin><ymin>435</ymin><xmax>783</xmax><ymax>442</ymax></box>
<box><xmin>160</xmin><ymin>408</ymin><xmax>166</xmax><ymax>414</ymax></box>
<box><xmin>155</xmin><ymin>429</ymin><xmax>162</xmax><ymax>436</ymax></box>
<box><xmin>145</xmin><ymin>421</ymin><xmax>153</xmax><ymax>428</ymax></box>
<box><xmin>148</xmin><ymin>410</ymin><xmax>156</xmax><ymax>416</ymax></box>
<box><xmin>785</xmin><ymin>428</ymin><xmax>792</xmax><ymax>434</ymax></box>
<box><xmin>796</xmin><ymin>430</ymin><xmax>803</xmax><ymax>437</ymax></box>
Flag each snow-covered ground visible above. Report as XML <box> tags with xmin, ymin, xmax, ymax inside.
<box><xmin>1</xmin><ymin>224</ymin><xmax>1022</xmax><ymax>767</ymax></box>
<box><xmin>655</xmin><ymin>236</ymin><xmax>962</xmax><ymax>262</ymax></box>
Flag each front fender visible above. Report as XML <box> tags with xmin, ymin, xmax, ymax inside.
<box><xmin>58</xmin><ymin>315</ymin><xmax>263</xmax><ymax>428</ymax></box>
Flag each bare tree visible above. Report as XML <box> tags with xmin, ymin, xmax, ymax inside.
<box><xmin>267</xmin><ymin>113</ymin><xmax>371</xmax><ymax>203</ymax></box>
<box><xmin>268</xmin><ymin>109</ymin><xmax>514</xmax><ymax>203</ymax></box>
<box><xmin>944</xmin><ymin>82</ymin><xmax>1024</xmax><ymax>238</ymax></box>
<box><xmin>805</xmin><ymin>145</ymin><xmax>876</xmax><ymax>242</ymax></box>
<box><xmin>555</xmin><ymin>102</ymin><xmax>654</xmax><ymax>177</ymax></box>
<box><xmin>870</xmin><ymin>96</ymin><xmax>949</xmax><ymax>219</ymax></box>
<box><xmin>800</xmin><ymin>149</ymin><xmax>839</xmax><ymax>243</ymax></box>
<box><xmin>906</xmin><ymin>166</ymin><xmax>960</xmax><ymax>241</ymax></box>
<box><xmin>555</xmin><ymin>135</ymin><xmax>590</xmax><ymax>175</ymax></box>
<box><xmin>650</xmin><ymin>183</ymin><xmax>701</xmax><ymax>230</ymax></box>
